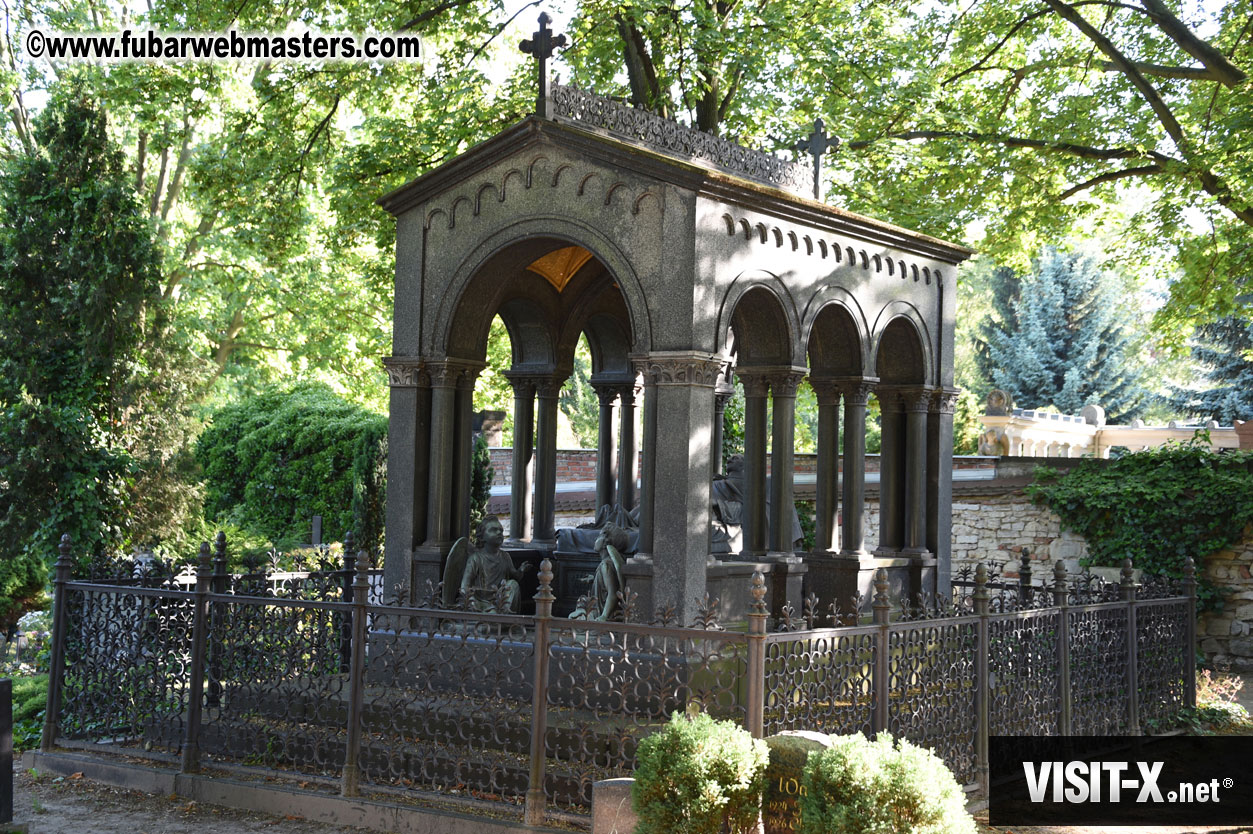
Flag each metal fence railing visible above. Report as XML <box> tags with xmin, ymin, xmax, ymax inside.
<box><xmin>42</xmin><ymin>533</ymin><xmax>1196</xmax><ymax>827</ymax></box>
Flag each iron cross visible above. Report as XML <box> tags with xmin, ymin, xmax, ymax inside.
<box><xmin>520</xmin><ymin>12</ymin><xmax>568</xmax><ymax>115</ymax></box>
<box><xmin>792</xmin><ymin>118</ymin><xmax>840</xmax><ymax>200</ymax></box>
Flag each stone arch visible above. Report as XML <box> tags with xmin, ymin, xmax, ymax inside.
<box><xmin>801</xmin><ymin>288</ymin><xmax>871</xmax><ymax>377</ymax></box>
<box><xmin>716</xmin><ymin>271</ymin><xmax>801</xmax><ymax>366</ymax></box>
<box><xmin>431</xmin><ymin>217</ymin><xmax>652</xmax><ymax>361</ymax></box>
<box><xmin>870</xmin><ymin>302</ymin><xmax>933</xmax><ymax>384</ymax></box>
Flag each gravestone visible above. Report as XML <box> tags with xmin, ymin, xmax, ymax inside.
<box><xmin>763</xmin><ymin>731</ymin><xmax>831</xmax><ymax>834</ymax></box>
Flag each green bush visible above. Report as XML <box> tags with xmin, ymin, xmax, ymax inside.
<box><xmin>633</xmin><ymin>711</ymin><xmax>769</xmax><ymax>834</ymax></box>
<box><xmin>10</xmin><ymin>674</ymin><xmax>48</xmax><ymax>751</ymax></box>
<box><xmin>196</xmin><ymin>383</ymin><xmax>387</xmax><ymax>554</ymax></box>
<box><xmin>1027</xmin><ymin>435</ymin><xmax>1253</xmax><ymax>610</ymax></box>
<box><xmin>799</xmin><ymin>733</ymin><xmax>975</xmax><ymax>834</ymax></box>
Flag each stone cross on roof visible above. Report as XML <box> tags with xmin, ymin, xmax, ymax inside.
<box><xmin>520</xmin><ymin>12</ymin><xmax>568</xmax><ymax>116</ymax></box>
<box><xmin>791</xmin><ymin>118</ymin><xmax>840</xmax><ymax>201</ymax></box>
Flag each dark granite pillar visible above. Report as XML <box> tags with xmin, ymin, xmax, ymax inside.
<box><xmin>637</xmin><ymin>354</ymin><xmax>720</xmax><ymax>626</ymax></box>
<box><xmin>768</xmin><ymin>371</ymin><xmax>804</xmax><ymax>554</ymax></box>
<box><xmin>738</xmin><ymin>372</ymin><xmax>770</xmax><ymax>560</ymax></box>
<box><xmin>617</xmin><ymin>383</ymin><xmax>638</xmax><ymax>511</ymax></box>
<box><xmin>838</xmin><ymin>378</ymin><xmax>875</xmax><ymax>557</ymax></box>
<box><xmin>928</xmin><ymin>388</ymin><xmax>959</xmax><ymax>593</ymax></box>
<box><xmin>636</xmin><ymin>367</ymin><xmax>658</xmax><ymax>555</ymax></box>
<box><xmin>810</xmin><ymin>379</ymin><xmax>840</xmax><ymax>554</ymax></box>
<box><xmin>593</xmin><ymin>384</ymin><xmax>619</xmax><ymax>511</ymax></box>
<box><xmin>532</xmin><ymin>377</ymin><xmax>562</xmax><ymax>545</ymax></box>
<box><xmin>423</xmin><ymin>363</ymin><xmax>462</xmax><ymax>552</ymax></box>
<box><xmin>382</xmin><ymin>357</ymin><xmax>429</xmax><ymax>603</ymax></box>
<box><xmin>875</xmin><ymin>387</ymin><xmax>905</xmax><ymax>555</ymax></box>
<box><xmin>902</xmin><ymin>388</ymin><xmax>931</xmax><ymax>557</ymax></box>
<box><xmin>451</xmin><ymin>367</ymin><xmax>482</xmax><ymax>542</ymax></box>
<box><xmin>505</xmin><ymin>374</ymin><xmax>536</xmax><ymax>544</ymax></box>
<box><xmin>712</xmin><ymin>379</ymin><xmax>734</xmax><ymax>475</ymax></box>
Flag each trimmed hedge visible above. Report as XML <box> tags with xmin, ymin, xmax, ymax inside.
<box><xmin>196</xmin><ymin>383</ymin><xmax>386</xmax><ymax>554</ymax></box>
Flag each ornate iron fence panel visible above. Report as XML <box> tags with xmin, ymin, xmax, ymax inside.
<box><xmin>762</xmin><ymin>627</ymin><xmax>876</xmax><ymax>738</ymax></box>
<box><xmin>58</xmin><ymin>584</ymin><xmax>195</xmax><ymax>754</ymax></box>
<box><xmin>886</xmin><ymin>618</ymin><xmax>979</xmax><ymax>786</ymax></box>
<box><xmin>1137</xmin><ymin>599</ymin><xmax>1190</xmax><ymax>731</ymax></box>
<box><xmin>541</xmin><ymin>619</ymin><xmax>749</xmax><ymax>813</ymax></box>
<box><xmin>1069</xmin><ymin>603</ymin><xmax>1130</xmax><ymax>734</ymax></box>
<box><xmin>357</xmin><ymin>606</ymin><xmax>536</xmax><ymax>811</ymax></box>
<box><xmin>987</xmin><ymin>610</ymin><xmax>1062</xmax><ymax>736</ymax></box>
<box><xmin>199</xmin><ymin>596</ymin><xmax>350</xmax><ymax>776</ymax></box>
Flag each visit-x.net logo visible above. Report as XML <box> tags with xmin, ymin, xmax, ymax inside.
<box><xmin>990</xmin><ymin>737</ymin><xmax>1253</xmax><ymax>825</ymax></box>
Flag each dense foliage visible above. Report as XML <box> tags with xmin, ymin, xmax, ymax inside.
<box><xmin>633</xmin><ymin>710</ymin><xmax>769</xmax><ymax>834</ymax></box>
<box><xmin>978</xmin><ymin>248</ymin><xmax>1147</xmax><ymax>420</ymax></box>
<box><xmin>1028</xmin><ymin>437</ymin><xmax>1253</xmax><ymax>609</ymax></box>
<box><xmin>1166</xmin><ymin>316</ymin><xmax>1253</xmax><ymax>424</ymax></box>
<box><xmin>0</xmin><ymin>90</ymin><xmax>201</xmax><ymax>628</ymax></box>
<box><xmin>196</xmin><ymin>383</ymin><xmax>386</xmax><ymax>554</ymax></box>
<box><xmin>798</xmin><ymin>733</ymin><xmax>975</xmax><ymax>834</ymax></box>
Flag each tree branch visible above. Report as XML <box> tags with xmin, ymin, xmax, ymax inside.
<box><xmin>846</xmin><ymin>129</ymin><xmax>1174</xmax><ymax>163</ymax></box>
<box><xmin>295</xmin><ymin>94</ymin><xmax>340</xmax><ymax>194</ymax></box>
<box><xmin>1057</xmin><ymin>164</ymin><xmax>1162</xmax><ymax>200</ymax></box>
<box><xmin>1138</xmin><ymin>0</ymin><xmax>1246</xmax><ymax>87</ymax></box>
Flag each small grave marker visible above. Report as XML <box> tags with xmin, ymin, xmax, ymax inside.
<box><xmin>763</xmin><ymin>731</ymin><xmax>831</xmax><ymax>834</ymax></box>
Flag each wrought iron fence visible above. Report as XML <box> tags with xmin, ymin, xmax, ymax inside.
<box><xmin>42</xmin><ymin>532</ymin><xmax>1196</xmax><ymax>828</ymax></box>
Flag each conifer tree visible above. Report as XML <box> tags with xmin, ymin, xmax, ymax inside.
<box><xmin>977</xmin><ymin>249</ymin><xmax>1147</xmax><ymax>421</ymax></box>
<box><xmin>1166</xmin><ymin>316</ymin><xmax>1253</xmax><ymax>423</ymax></box>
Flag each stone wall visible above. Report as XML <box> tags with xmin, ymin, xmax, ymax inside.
<box><xmin>1200</xmin><ymin>527</ymin><xmax>1253</xmax><ymax>671</ymax></box>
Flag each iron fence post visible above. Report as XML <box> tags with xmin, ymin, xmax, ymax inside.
<box><xmin>525</xmin><ymin>559</ymin><xmax>555</xmax><ymax>827</ymax></box>
<box><xmin>181</xmin><ymin>544</ymin><xmax>213</xmax><ymax>773</ymax></box>
<box><xmin>974</xmin><ymin>563</ymin><xmax>990</xmax><ymax>797</ymax></box>
<box><xmin>208</xmin><ymin>531</ymin><xmax>228</xmax><ymax>708</ymax></box>
<box><xmin>1183</xmin><ymin>555</ymin><xmax>1197</xmax><ymax>709</ymax></box>
<box><xmin>1121</xmin><ymin>558</ymin><xmax>1140</xmax><ymax>735</ymax></box>
<box><xmin>872</xmin><ymin>568</ymin><xmax>890</xmax><ymax>736</ymax></box>
<box><xmin>1017</xmin><ymin>550</ymin><xmax>1032</xmax><ymax>608</ymax></box>
<box><xmin>41</xmin><ymin>535</ymin><xmax>74</xmax><ymax>753</ymax></box>
<box><xmin>340</xmin><ymin>532</ymin><xmax>357</xmax><ymax>674</ymax></box>
<box><xmin>745</xmin><ymin>571</ymin><xmax>768</xmax><ymax>738</ymax></box>
<box><xmin>341</xmin><ymin>544</ymin><xmax>369</xmax><ymax>797</ymax></box>
<box><xmin>1053</xmin><ymin>562</ymin><xmax>1072</xmax><ymax>735</ymax></box>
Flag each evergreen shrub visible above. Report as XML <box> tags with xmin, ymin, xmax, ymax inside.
<box><xmin>196</xmin><ymin>383</ymin><xmax>386</xmax><ymax>554</ymax></box>
<box><xmin>798</xmin><ymin>733</ymin><xmax>975</xmax><ymax>834</ymax></box>
<box><xmin>632</xmin><ymin>710</ymin><xmax>769</xmax><ymax>834</ymax></box>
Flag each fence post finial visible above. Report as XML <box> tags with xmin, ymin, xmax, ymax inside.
<box><xmin>973</xmin><ymin>562</ymin><xmax>990</xmax><ymax>616</ymax></box>
<box><xmin>1052</xmin><ymin>561</ymin><xmax>1068</xmax><ymax>607</ymax></box>
<box><xmin>872</xmin><ymin>568</ymin><xmax>890</xmax><ymax>625</ymax></box>
<box><xmin>535</xmin><ymin>558</ymin><xmax>555</xmax><ymax>618</ymax></box>
<box><xmin>1120</xmin><ymin>557</ymin><xmax>1137</xmax><ymax>602</ymax></box>
<box><xmin>56</xmin><ymin>533</ymin><xmax>73</xmax><ymax>582</ymax></box>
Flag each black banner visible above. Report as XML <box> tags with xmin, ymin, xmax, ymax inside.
<box><xmin>990</xmin><ymin>737</ymin><xmax>1253</xmax><ymax>826</ymax></box>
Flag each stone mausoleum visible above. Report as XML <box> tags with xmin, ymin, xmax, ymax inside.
<box><xmin>377</xmin><ymin>40</ymin><xmax>971</xmax><ymax>625</ymax></box>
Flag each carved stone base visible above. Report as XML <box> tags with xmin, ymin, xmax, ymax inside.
<box><xmin>802</xmin><ymin>552</ymin><xmax>937</xmax><ymax>620</ymax></box>
<box><xmin>622</xmin><ymin>557</ymin><xmax>807</xmax><ymax>627</ymax></box>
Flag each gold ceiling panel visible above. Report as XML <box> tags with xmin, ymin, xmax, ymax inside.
<box><xmin>526</xmin><ymin>246</ymin><xmax>594</xmax><ymax>292</ymax></box>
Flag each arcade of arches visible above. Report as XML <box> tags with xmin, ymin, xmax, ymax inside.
<box><xmin>377</xmin><ymin>116</ymin><xmax>972</xmax><ymax>624</ymax></box>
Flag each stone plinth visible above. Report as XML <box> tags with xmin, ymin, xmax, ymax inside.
<box><xmin>591</xmin><ymin>778</ymin><xmax>638</xmax><ymax>834</ymax></box>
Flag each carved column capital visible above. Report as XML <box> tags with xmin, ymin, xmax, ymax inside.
<box><xmin>808</xmin><ymin>377</ymin><xmax>842</xmax><ymax>406</ymax></box>
<box><xmin>382</xmin><ymin>357</ymin><xmax>428</xmax><ymax>388</ymax></box>
<box><xmin>535</xmin><ymin>376</ymin><xmax>566</xmax><ymax>399</ymax></box>
<box><xmin>427</xmin><ymin>359</ymin><xmax>481</xmax><ymax>388</ymax></box>
<box><xmin>592</xmin><ymin>384</ymin><xmax>620</xmax><ymax>407</ymax></box>
<box><xmin>929</xmin><ymin>386</ymin><xmax>962</xmax><ymax>415</ymax></box>
<box><xmin>900</xmin><ymin>386</ymin><xmax>933</xmax><ymax>414</ymax></box>
<box><xmin>834</xmin><ymin>376</ymin><xmax>878</xmax><ymax>406</ymax></box>
<box><xmin>735</xmin><ymin>370</ymin><xmax>771</xmax><ymax>399</ymax></box>
<box><xmin>634</xmin><ymin>353</ymin><xmax>722</xmax><ymax>387</ymax></box>
<box><xmin>765</xmin><ymin>368</ymin><xmax>807</xmax><ymax>398</ymax></box>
